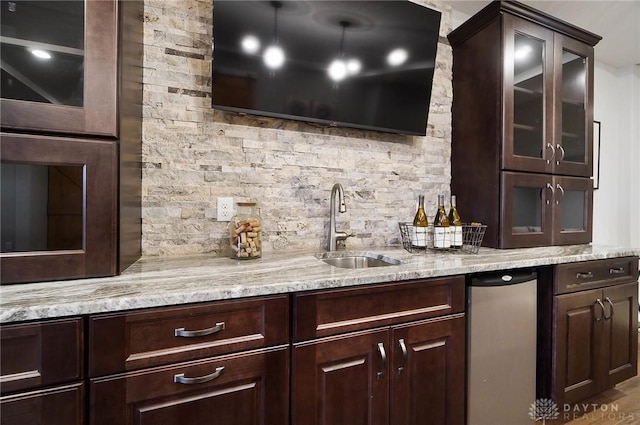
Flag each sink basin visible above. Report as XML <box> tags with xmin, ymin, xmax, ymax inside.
<box><xmin>315</xmin><ymin>252</ymin><xmax>401</xmax><ymax>269</ymax></box>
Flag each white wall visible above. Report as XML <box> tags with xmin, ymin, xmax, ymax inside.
<box><xmin>592</xmin><ymin>64</ymin><xmax>640</xmax><ymax>248</ymax></box>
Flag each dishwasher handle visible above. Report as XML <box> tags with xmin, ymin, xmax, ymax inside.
<box><xmin>470</xmin><ymin>270</ymin><xmax>537</xmax><ymax>287</ymax></box>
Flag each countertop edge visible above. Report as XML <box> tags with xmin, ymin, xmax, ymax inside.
<box><xmin>1</xmin><ymin>245</ymin><xmax>639</xmax><ymax>323</ymax></box>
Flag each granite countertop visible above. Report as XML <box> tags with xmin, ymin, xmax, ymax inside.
<box><xmin>1</xmin><ymin>244</ymin><xmax>639</xmax><ymax>323</ymax></box>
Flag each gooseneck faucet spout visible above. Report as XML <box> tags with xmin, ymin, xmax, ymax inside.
<box><xmin>328</xmin><ymin>183</ymin><xmax>348</xmax><ymax>251</ymax></box>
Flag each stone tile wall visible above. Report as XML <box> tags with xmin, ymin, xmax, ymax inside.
<box><xmin>142</xmin><ymin>0</ymin><xmax>454</xmax><ymax>256</ymax></box>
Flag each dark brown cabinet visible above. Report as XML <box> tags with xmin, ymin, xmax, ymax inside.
<box><xmin>0</xmin><ymin>318</ymin><xmax>84</xmax><ymax>425</ymax></box>
<box><xmin>448</xmin><ymin>1</ymin><xmax>600</xmax><ymax>248</ymax></box>
<box><xmin>502</xmin><ymin>172</ymin><xmax>593</xmax><ymax>248</ymax></box>
<box><xmin>0</xmin><ymin>0</ymin><xmax>118</xmax><ymax>136</ymax></box>
<box><xmin>291</xmin><ymin>277</ymin><xmax>466</xmax><ymax>425</ymax></box>
<box><xmin>88</xmin><ymin>295</ymin><xmax>290</xmax><ymax>425</ymax></box>
<box><xmin>538</xmin><ymin>257</ymin><xmax>639</xmax><ymax>406</ymax></box>
<box><xmin>90</xmin><ymin>346</ymin><xmax>289</xmax><ymax>425</ymax></box>
<box><xmin>0</xmin><ymin>134</ymin><xmax>117</xmax><ymax>283</ymax></box>
<box><xmin>0</xmin><ymin>0</ymin><xmax>142</xmax><ymax>283</ymax></box>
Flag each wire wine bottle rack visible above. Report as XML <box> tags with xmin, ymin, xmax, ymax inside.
<box><xmin>398</xmin><ymin>223</ymin><xmax>487</xmax><ymax>254</ymax></box>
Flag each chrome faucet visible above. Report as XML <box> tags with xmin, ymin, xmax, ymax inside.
<box><xmin>328</xmin><ymin>183</ymin><xmax>348</xmax><ymax>251</ymax></box>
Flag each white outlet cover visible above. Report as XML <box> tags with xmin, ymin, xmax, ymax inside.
<box><xmin>217</xmin><ymin>197</ymin><xmax>234</xmax><ymax>221</ymax></box>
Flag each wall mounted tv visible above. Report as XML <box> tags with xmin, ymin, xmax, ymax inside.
<box><xmin>212</xmin><ymin>0</ymin><xmax>442</xmax><ymax>136</ymax></box>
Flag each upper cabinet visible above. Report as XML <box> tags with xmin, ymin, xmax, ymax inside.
<box><xmin>0</xmin><ymin>0</ymin><xmax>142</xmax><ymax>284</ymax></box>
<box><xmin>503</xmin><ymin>16</ymin><xmax>594</xmax><ymax>177</ymax></box>
<box><xmin>448</xmin><ymin>0</ymin><xmax>601</xmax><ymax>249</ymax></box>
<box><xmin>0</xmin><ymin>0</ymin><xmax>118</xmax><ymax>137</ymax></box>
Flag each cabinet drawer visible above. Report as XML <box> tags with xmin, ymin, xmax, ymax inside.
<box><xmin>89</xmin><ymin>295</ymin><xmax>289</xmax><ymax>376</ymax></box>
<box><xmin>89</xmin><ymin>345</ymin><xmax>289</xmax><ymax>425</ymax></box>
<box><xmin>0</xmin><ymin>318</ymin><xmax>83</xmax><ymax>394</ymax></box>
<box><xmin>0</xmin><ymin>382</ymin><xmax>84</xmax><ymax>425</ymax></box>
<box><xmin>555</xmin><ymin>257</ymin><xmax>639</xmax><ymax>294</ymax></box>
<box><xmin>293</xmin><ymin>276</ymin><xmax>465</xmax><ymax>341</ymax></box>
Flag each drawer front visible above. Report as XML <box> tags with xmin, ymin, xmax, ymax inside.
<box><xmin>293</xmin><ymin>276</ymin><xmax>465</xmax><ymax>341</ymax></box>
<box><xmin>89</xmin><ymin>295</ymin><xmax>289</xmax><ymax>376</ymax></box>
<box><xmin>555</xmin><ymin>257</ymin><xmax>639</xmax><ymax>295</ymax></box>
<box><xmin>0</xmin><ymin>382</ymin><xmax>84</xmax><ymax>425</ymax></box>
<box><xmin>89</xmin><ymin>346</ymin><xmax>289</xmax><ymax>425</ymax></box>
<box><xmin>0</xmin><ymin>318</ymin><xmax>83</xmax><ymax>394</ymax></box>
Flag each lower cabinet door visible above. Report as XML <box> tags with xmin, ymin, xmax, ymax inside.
<box><xmin>390</xmin><ymin>314</ymin><xmax>465</xmax><ymax>425</ymax></box>
<box><xmin>554</xmin><ymin>288</ymin><xmax>603</xmax><ymax>405</ymax></box>
<box><xmin>90</xmin><ymin>346</ymin><xmax>289</xmax><ymax>425</ymax></box>
<box><xmin>292</xmin><ymin>329</ymin><xmax>389</xmax><ymax>425</ymax></box>
<box><xmin>603</xmin><ymin>282</ymin><xmax>638</xmax><ymax>388</ymax></box>
<box><xmin>0</xmin><ymin>382</ymin><xmax>84</xmax><ymax>425</ymax></box>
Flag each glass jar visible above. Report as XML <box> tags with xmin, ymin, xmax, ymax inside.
<box><xmin>229</xmin><ymin>202</ymin><xmax>262</xmax><ymax>259</ymax></box>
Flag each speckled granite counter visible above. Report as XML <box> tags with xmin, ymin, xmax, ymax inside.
<box><xmin>1</xmin><ymin>244</ymin><xmax>638</xmax><ymax>323</ymax></box>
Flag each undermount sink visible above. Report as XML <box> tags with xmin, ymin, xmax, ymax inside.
<box><xmin>315</xmin><ymin>251</ymin><xmax>401</xmax><ymax>269</ymax></box>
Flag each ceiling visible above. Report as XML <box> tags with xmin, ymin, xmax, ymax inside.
<box><xmin>439</xmin><ymin>1</ymin><xmax>640</xmax><ymax>68</ymax></box>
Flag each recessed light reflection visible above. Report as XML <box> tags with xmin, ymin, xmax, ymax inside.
<box><xmin>241</xmin><ymin>35</ymin><xmax>260</xmax><ymax>54</ymax></box>
<box><xmin>387</xmin><ymin>48</ymin><xmax>408</xmax><ymax>66</ymax></box>
<box><xmin>515</xmin><ymin>45</ymin><xmax>532</xmax><ymax>60</ymax></box>
<box><xmin>263</xmin><ymin>45</ymin><xmax>285</xmax><ymax>69</ymax></box>
<box><xmin>31</xmin><ymin>49</ymin><xmax>51</xmax><ymax>60</ymax></box>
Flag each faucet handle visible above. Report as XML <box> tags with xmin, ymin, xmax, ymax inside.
<box><xmin>335</xmin><ymin>232</ymin><xmax>354</xmax><ymax>250</ymax></box>
<box><xmin>335</xmin><ymin>231</ymin><xmax>350</xmax><ymax>241</ymax></box>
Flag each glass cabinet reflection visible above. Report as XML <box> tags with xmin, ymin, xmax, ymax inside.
<box><xmin>559</xmin><ymin>50</ymin><xmax>587</xmax><ymax>164</ymax></box>
<box><xmin>512</xmin><ymin>32</ymin><xmax>545</xmax><ymax>160</ymax></box>
<box><xmin>1</xmin><ymin>163</ymin><xmax>84</xmax><ymax>253</ymax></box>
<box><xmin>1</xmin><ymin>1</ymin><xmax>85</xmax><ymax>107</ymax></box>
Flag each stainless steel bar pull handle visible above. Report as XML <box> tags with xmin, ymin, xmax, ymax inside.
<box><xmin>376</xmin><ymin>342</ymin><xmax>387</xmax><ymax>380</ymax></box>
<box><xmin>397</xmin><ymin>338</ymin><xmax>408</xmax><ymax>374</ymax></box>
<box><xmin>595</xmin><ymin>299</ymin><xmax>606</xmax><ymax>322</ymax></box>
<box><xmin>175</xmin><ymin>322</ymin><xmax>225</xmax><ymax>338</ymax></box>
<box><xmin>576</xmin><ymin>272</ymin><xmax>593</xmax><ymax>279</ymax></box>
<box><xmin>609</xmin><ymin>267</ymin><xmax>625</xmax><ymax>274</ymax></box>
<box><xmin>605</xmin><ymin>297</ymin><xmax>614</xmax><ymax>320</ymax></box>
<box><xmin>174</xmin><ymin>366</ymin><xmax>224</xmax><ymax>385</ymax></box>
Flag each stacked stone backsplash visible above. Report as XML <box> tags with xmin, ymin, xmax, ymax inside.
<box><xmin>142</xmin><ymin>0</ymin><xmax>453</xmax><ymax>256</ymax></box>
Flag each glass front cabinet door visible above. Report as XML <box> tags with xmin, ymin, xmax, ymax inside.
<box><xmin>0</xmin><ymin>0</ymin><xmax>117</xmax><ymax>136</ymax></box>
<box><xmin>1</xmin><ymin>133</ymin><xmax>117</xmax><ymax>284</ymax></box>
<box><xmin>502</xmin><ymin>172</ymin><xmax>593</xmax><ymax>248</ymax></box>
<box><xmin>503</xmin><ymin>15</ymin><xmax>593</xmax><ymax>178</ymax></box>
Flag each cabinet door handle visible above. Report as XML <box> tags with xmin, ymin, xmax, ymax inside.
<box><xmin>376</xmin><ymin>342</ymin><xmax>387</xmax><ymax>380</ymax></box>
<box><xmin>605</xmin><ymin>297</ymin><xmax>614</xmax><ymax>320</ymax></box>
<box><xmin>174</xmin><ymin>366</ymin><xmax>224</xmax><ymax>385</ymax></box>
<box><xmin>594</xmin><ymin>299</ymin><xmax>606</xmax><ymax>322</ymax></box>
<box><xmin>546</xmin><ymin>143</ymin><xmax>556</xmax><ymax>164</ymax></box>
<box><xmin>545</xmin><ymin>183</ymin><xmax>555</xmax><ymax>205</ymax></box>
<box><xmin>555</xmin><ymin>183</ymin><xmax>564</xmax><ymax>206</ymax></box>
<box><xmin>609</xmin><ymin>267</ymin><xmax>626</xmax><ymax>274</ymax></box>
<box><xmin>556</xmin><ymin>144</ymin><xmax>565</xmax><ymax>164</ymax></box>
<box><xmin>576</xmin><ymin>271</ymin><xmax>593</xmax><ymax>279</ymax></box>
<box><xmin>397</xmin><ymin>338</ymin><xmax>408</xmax><ymax>374</ymax></box>
<box><xmin>174</xmin><ymin>322</ymin><xmax>225</xmax><ymax>338</ymax></box>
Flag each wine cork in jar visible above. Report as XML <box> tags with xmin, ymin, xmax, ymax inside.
<box><xmin>228</xmin><ymin>201</ymin><xmax>262</xmax><ymax>259</ymax></box>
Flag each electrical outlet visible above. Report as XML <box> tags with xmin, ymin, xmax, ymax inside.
<box><xmin>217</xmin><ymin>197</ymin><xmax>234</xmax><ymax>221</ymax></box>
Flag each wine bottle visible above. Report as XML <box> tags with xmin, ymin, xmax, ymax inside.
<box><xmin>448</xmin><ymin>195</ymin><xmax>463</xmax><ymax>248</ymax></box>
<box><xmin>413</xmin><ymin>195</ymin><xmax>428</xmax><ymax>247</ymax></box>
<box><xmin>433</xmin><ymin>194</ymin><xmax>450</xmax><ymax>249</ymax></box>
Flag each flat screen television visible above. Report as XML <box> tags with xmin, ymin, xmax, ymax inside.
<box><xmin>212</xmin><ymin>1</ymin><xmax>442</xmax><ymax>136</ymax></box>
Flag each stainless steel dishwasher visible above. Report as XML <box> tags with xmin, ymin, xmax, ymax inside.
<box><xmin>467</xmin><ymin>269</ymin><xmax>538</xmax><ymax>425</ymax></box>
